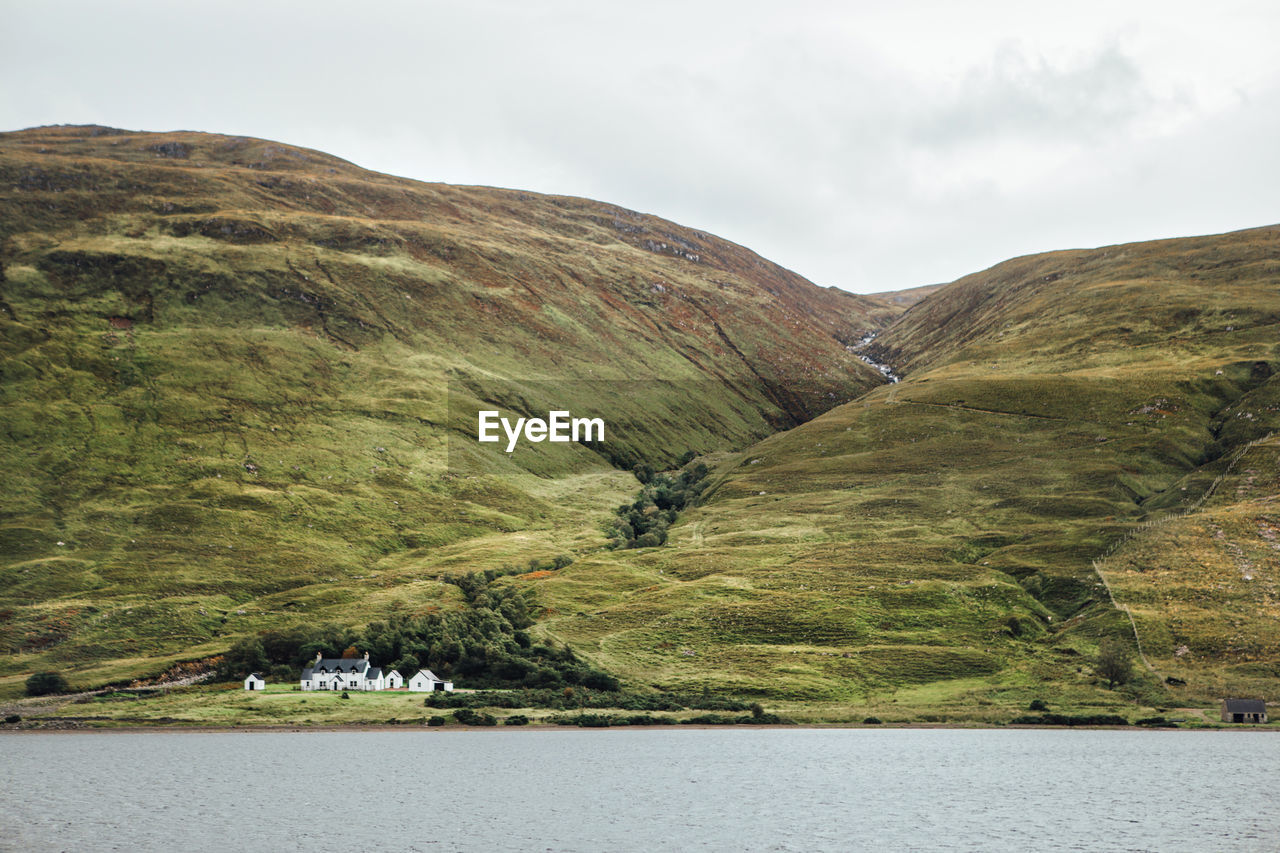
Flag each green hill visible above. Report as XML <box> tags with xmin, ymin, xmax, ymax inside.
<box><xmin>0</xmin><ymin>125</ymin><xmax>888</xmax><ymax>692</ymax></box>
<box><xmin>534</xmin><ymin>228</ymin><xmax>1280</xmax><ymax>715</ymax></box>
<box><xmin>2</xmin><ymin>125</ymin><xmax>1277</xmax><ymax>723</ymax></box>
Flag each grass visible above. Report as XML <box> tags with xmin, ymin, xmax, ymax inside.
<box><xmin>0</xmin><ymin>125</ymin><xmax>889</xmax><ymax>694</ymax></box>
<box><xmin>530</xmin><ymin>226</ymin><xmax>1280</xmax><ymax>705</ymax></box>
<box><xmin>1</xmin><ymin>125</ymin><xmax>1277</xmax><ymax>718</ymax></box>
<box><xmin>5</xmin><ymin>680</ymin><xmax>1259</xmax><ymax>729</ymax></box>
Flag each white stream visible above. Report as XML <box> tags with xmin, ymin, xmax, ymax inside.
<box><xmin>850</xmin><ymin>333</ymin><xmax>900</xmax><ymax>383</ymax></box>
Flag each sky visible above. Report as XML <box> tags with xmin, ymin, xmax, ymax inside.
<box><xmin>3</xmin><ymin>0</ymin><xmax>1278</xmax><ymax>293</ymax></box>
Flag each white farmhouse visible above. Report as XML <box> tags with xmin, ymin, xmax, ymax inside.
<box><xmin>409</xmin><ymin>669</ymin><xmax>454</xmax><ymax>692</ymax></box>
<box><xmin>300</xmin><ymin>651</ymin><xmax>395</xmax><ymax>692</ymax></box>
<box><xmin>244</xmin><ymin>673</ymin><xmax>266</xmax><ymax>691</ymax></box>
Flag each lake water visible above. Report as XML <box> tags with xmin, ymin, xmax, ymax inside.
<box><xmin>2</xmin><ymin>728</ymin><xmax>1276</xmax><ymax>852</ymax></box>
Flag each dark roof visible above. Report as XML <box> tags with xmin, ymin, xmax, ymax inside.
<box><xmin>301</xmin><ymin>668</ymin><xmax>313</xmax><ymax>679</ymax></box>
<box><xmin>1224</xmin><ymin>698</ymin><xmax>1267</xmax><ymax>713</ymax></box>
<box><xmin>247</xmin><ymin>673</ymin><xmax>264</xmax><ymax>680</ymax></box>
<box><xmin>366</xmin><ymin>667</ymin><xmax>382</xmax><ymax>680</ymax></box>
<box><xmin>316</xmin><ymin>658</ymin><xmax>369</xmax><ymax>673</ymax></box>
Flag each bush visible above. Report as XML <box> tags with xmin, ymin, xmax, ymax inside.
<box><xmin>341</xmin><ymin>691</ymin><xmax>350</xmax><ymax>699</ymax></box>
<box><xmin>1096</xmin><ymin>639</ymin><xmax>1135</xmax><ymax>689</ymax></box>
<box><xmin>624</xmin><ymin>714</ymin><xmax>675</xmax><ymax>726</ymax></box>
<box><xmin>1011</xmin><ymin>713</ymin><xmax>1129</xmax><ymax>727</ymax></box>
<box><xmin>504</xmin><ymin>714</ymin><xmax>530</xmax><ymax>726</ymax></box>
<box><xmin>452</xmin><ymin>708</ymin><xmax>497</xmax><ymax>726</ymax></box>
<box><xmin>862</xmin><ymin>717</ymin><xmax>883</xmax><ymax>725</ymax></box>
<box><xmin>25</xmin><ymin>671</ymin><xmax>69</xmax><ymax>697</ymax></box>
<box><xmin>1029</xmin><ymin>699</ymin><xmax>1049</xmax><ymax>712</ymax></box>
<box><xmin>427</xmin><ymin>715</ymin><xmax>447</xmax><ymax>727</ymax></box>
<box><xmin>4</xmin><ymin>714</ymin><xmax>20</xmax><ymax>724</ymax></box>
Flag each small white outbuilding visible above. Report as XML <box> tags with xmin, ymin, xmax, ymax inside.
<box><xmin>408</xmin><ymin>669</ymin><xmax>454</xmax><ymax>692</ymax></box>
<box><xmin>244</xmin><ymin>673</ymin><xmax>266</xmax><ymax>691</ymax></box>
<box><xmin>384</xmin><ymin>669</ymin><xmax>404</xmax><ymax>689</ymax></box>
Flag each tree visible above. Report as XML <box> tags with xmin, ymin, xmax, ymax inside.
<box><xmin>217</xmin><ymin>637</ymin><xmax>269</xmax><ymax>681</ymax></box>
<box><xmin>25</xmin><ymin>671</ymin><xmax>69</xmax><ymax>696</ymax></box>
<box><xmin>1096</xmin><ymin>639</ymin><xmax>1135</xmax><ymax>689</ymax></box>
<box><xmin>396</xmin><ymin>654</ymin><xmax>421</xmax><ymax>678</ymax></box>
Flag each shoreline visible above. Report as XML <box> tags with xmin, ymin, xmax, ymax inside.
<box><xmin>1</xmin><ymin>721</ymin><xmax>1271</xmax><ymax>734</ymax></box>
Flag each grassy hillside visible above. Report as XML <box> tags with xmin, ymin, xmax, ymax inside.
<box><xmin>0</xmin><ymin>125</ymin><xmax>889</xmax><ymax>693</ymax></box>
<box><xmin>533</xmin><ymin>227</ymin><xmax>1280</xmax><ymax>714</ymax></box>
<box><xmin>3</xmin><ymin>124</ymin><xmax>1276</xmax><ymax>722</ymax></box>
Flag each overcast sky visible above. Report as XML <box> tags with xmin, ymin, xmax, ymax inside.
<box><xmin>3</xmin><ymin>1</ymin><xmax>1277</xmax><ymax>293</ymax></box>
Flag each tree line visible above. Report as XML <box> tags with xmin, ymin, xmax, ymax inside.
<box><xmin>216</xmin><ymin>557</ymin><xmax>618</xmax><ymax>690</ymax></box>
<box><xmin>607</xmin><ymin>455</ymin><xmax>711</xmax><ymax>549</ymax></box>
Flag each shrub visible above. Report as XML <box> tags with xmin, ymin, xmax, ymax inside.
<box><xmin>743</xmin><ymin>712</ymin><xmax>784</xmax><ymax>725</ymax></box>
<box><xmin>25</xmin><ymin>671</ymin><xmax>69</xmax><ymax>697</ymax></box>
<box><xmin>452</xmin><ymin>708</ymin><xmax>497</xmax><ymax>726</ymax></box>
<box><xmin>1029</xmin><ymin>699</ymin><xmax>1049</xmax><ymax>712</ymax></box>
<box><xmin>4</xmin><ymin>714</ymin><xmax>20</xmax><ymax>724</ymax></box>
<box><xmin>341</xmin><ymin>691</ymin><xmax>350</xmax><ymax>699</ymax></box>
<box><xmin>1011</xmin><ymin>713</ymin><xmax>1129</xmax><ymax>727</ymax></box>
<box><xmin>427</xmin><ymin>715</ymin><xmax>447</xmax><ymax>727</ymax></box>
<box><xmin>624</xmin><ymin>714</ymin><xmax>675</xmax><ymax>726</ymax></box>
<box><xmin>862</xmin><ymin>717</ymin><xmax>883</xmax><ymax>725</ymax></box>
<box><xmin>1096</xmin><ymin>639</ymin><xmax>1135</xmax><ymax>689</ymax></box>
<box><xmin>504</xmin><ymin>714</ymin><xmax>530</xmax><ymax>726</ymax></box>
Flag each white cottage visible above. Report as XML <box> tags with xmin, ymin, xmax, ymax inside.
<box><xmin>300</xmin><ymin>651</ymin><xmax>392</xmax><ymax>692</ymax></box>
<box><xmin>409</xmin><ymin>669</ymin><xmax>454</xmax><ymax>692</ymax></box>
<box><xmin>244</xmin><ymin>673</ymin><xmax>266</xmax><ymax>691</ymax></box>
<box><xmin>384</xmin><ymin>669</ymin><xmax>404</xmax><ymax>689</ymax></box>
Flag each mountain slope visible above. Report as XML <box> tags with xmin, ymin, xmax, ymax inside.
<box><xmin>0</xmin><ymin>125</ymin><xmax>891</xmax><ymax>690</ymax></box>
<box><xmin>535</xmin><ymin>227</ymin><xmax>1280</xmax><ymax>710</ymax></box>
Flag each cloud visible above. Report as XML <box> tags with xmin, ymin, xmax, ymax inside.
<box><xmin>1</xmin><ymin>1</ymin><xmax>1277</xmax><ymax>293</ymax></box>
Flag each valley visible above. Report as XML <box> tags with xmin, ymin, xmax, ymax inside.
<box><xmin>1</xmin><ymin>125</ymin><xmax>1277</xmax><ymax>725</ymax></box>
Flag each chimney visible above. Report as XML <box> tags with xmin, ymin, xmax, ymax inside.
<box><xmin>315</xmin><ymin>651</ymin><xmax>322</xmax><ymax>662</ymax></box>
<box><xmin>364</xmin><ymin>651</ymin><xmax>370</xmax><ymax>660</ymax></box>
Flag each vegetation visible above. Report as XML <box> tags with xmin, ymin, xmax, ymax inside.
<box><xmin>421</xmin><ymin>688</ymin><xmax>748</xmax><ymax>712</ymax></box>
<box><xmin>1096</xmin><ymin>640</ymin><xmax>1135</xmax><ymax>690</ymax></box>
<box><xmin>0</xmin><ymin>125</ymin><xmax>889</xmax><ymax>698</ymax></box>
<box><xmin>1010</xmin><ymin>713</ymin><xmax>1130</xmax><ymax>727</ymax></box>
<box><xmin>1</xmin><ymin>124</ymin><xmax>1277</xmax><ymax>720</ymax></box>
<box><xmin>24</xmin><ymin>671</ymin><xmax>69</xmax><ymax>696</ymax></box>
<box><xmin>213</xmin><ymin>565</ymin><xmax>618</xmax><ymax>690</ymax></box>
<box><xmin>607</xmin><ymin>462</ymin><xmax>712</xmax><ymax>549</ymax></box>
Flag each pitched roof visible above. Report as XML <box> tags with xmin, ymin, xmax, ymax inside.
<box><xmin>247</xmin><ymin>673</ymin><xmax>264</xmax><ymax>680</ymax></box>
<box><xmin>412</xmin><ymin>669</ymin><xmax>441</xmax><ymax>682</ymax></box>
<box><xmin>366</xmin><ymin>667</ymin><xmax>382</xmax><ymax>680</ymax></box>
<box><xmin>301</xmin><ymin>668</ymin><xmax>313</xmax><ymax>679</ymax></box>
<box><xmin>1224</xmin><ymin>698</ymin><xmax>1267</xmax><ymax>713</ymax></box>
<box><xmin>316</xmin><ymin>658</ymin><xmax>369</xmax><ymax>673</ymax></box>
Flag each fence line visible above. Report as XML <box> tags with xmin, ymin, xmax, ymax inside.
<box><xmin>1089</xmin><ymin>431</ymin><xmax>1275</xmax><ymax>682</ymax></box>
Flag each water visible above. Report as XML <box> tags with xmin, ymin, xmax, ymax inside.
<box><xmin>3</xmin><ymin>729</ymin><xmax>1276</xmax><ymax>852</ymax></box>
<box><xmin>851</xmin><ymin>334</ymin><xmax>900</xmax><ymax>383</ymax></box>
